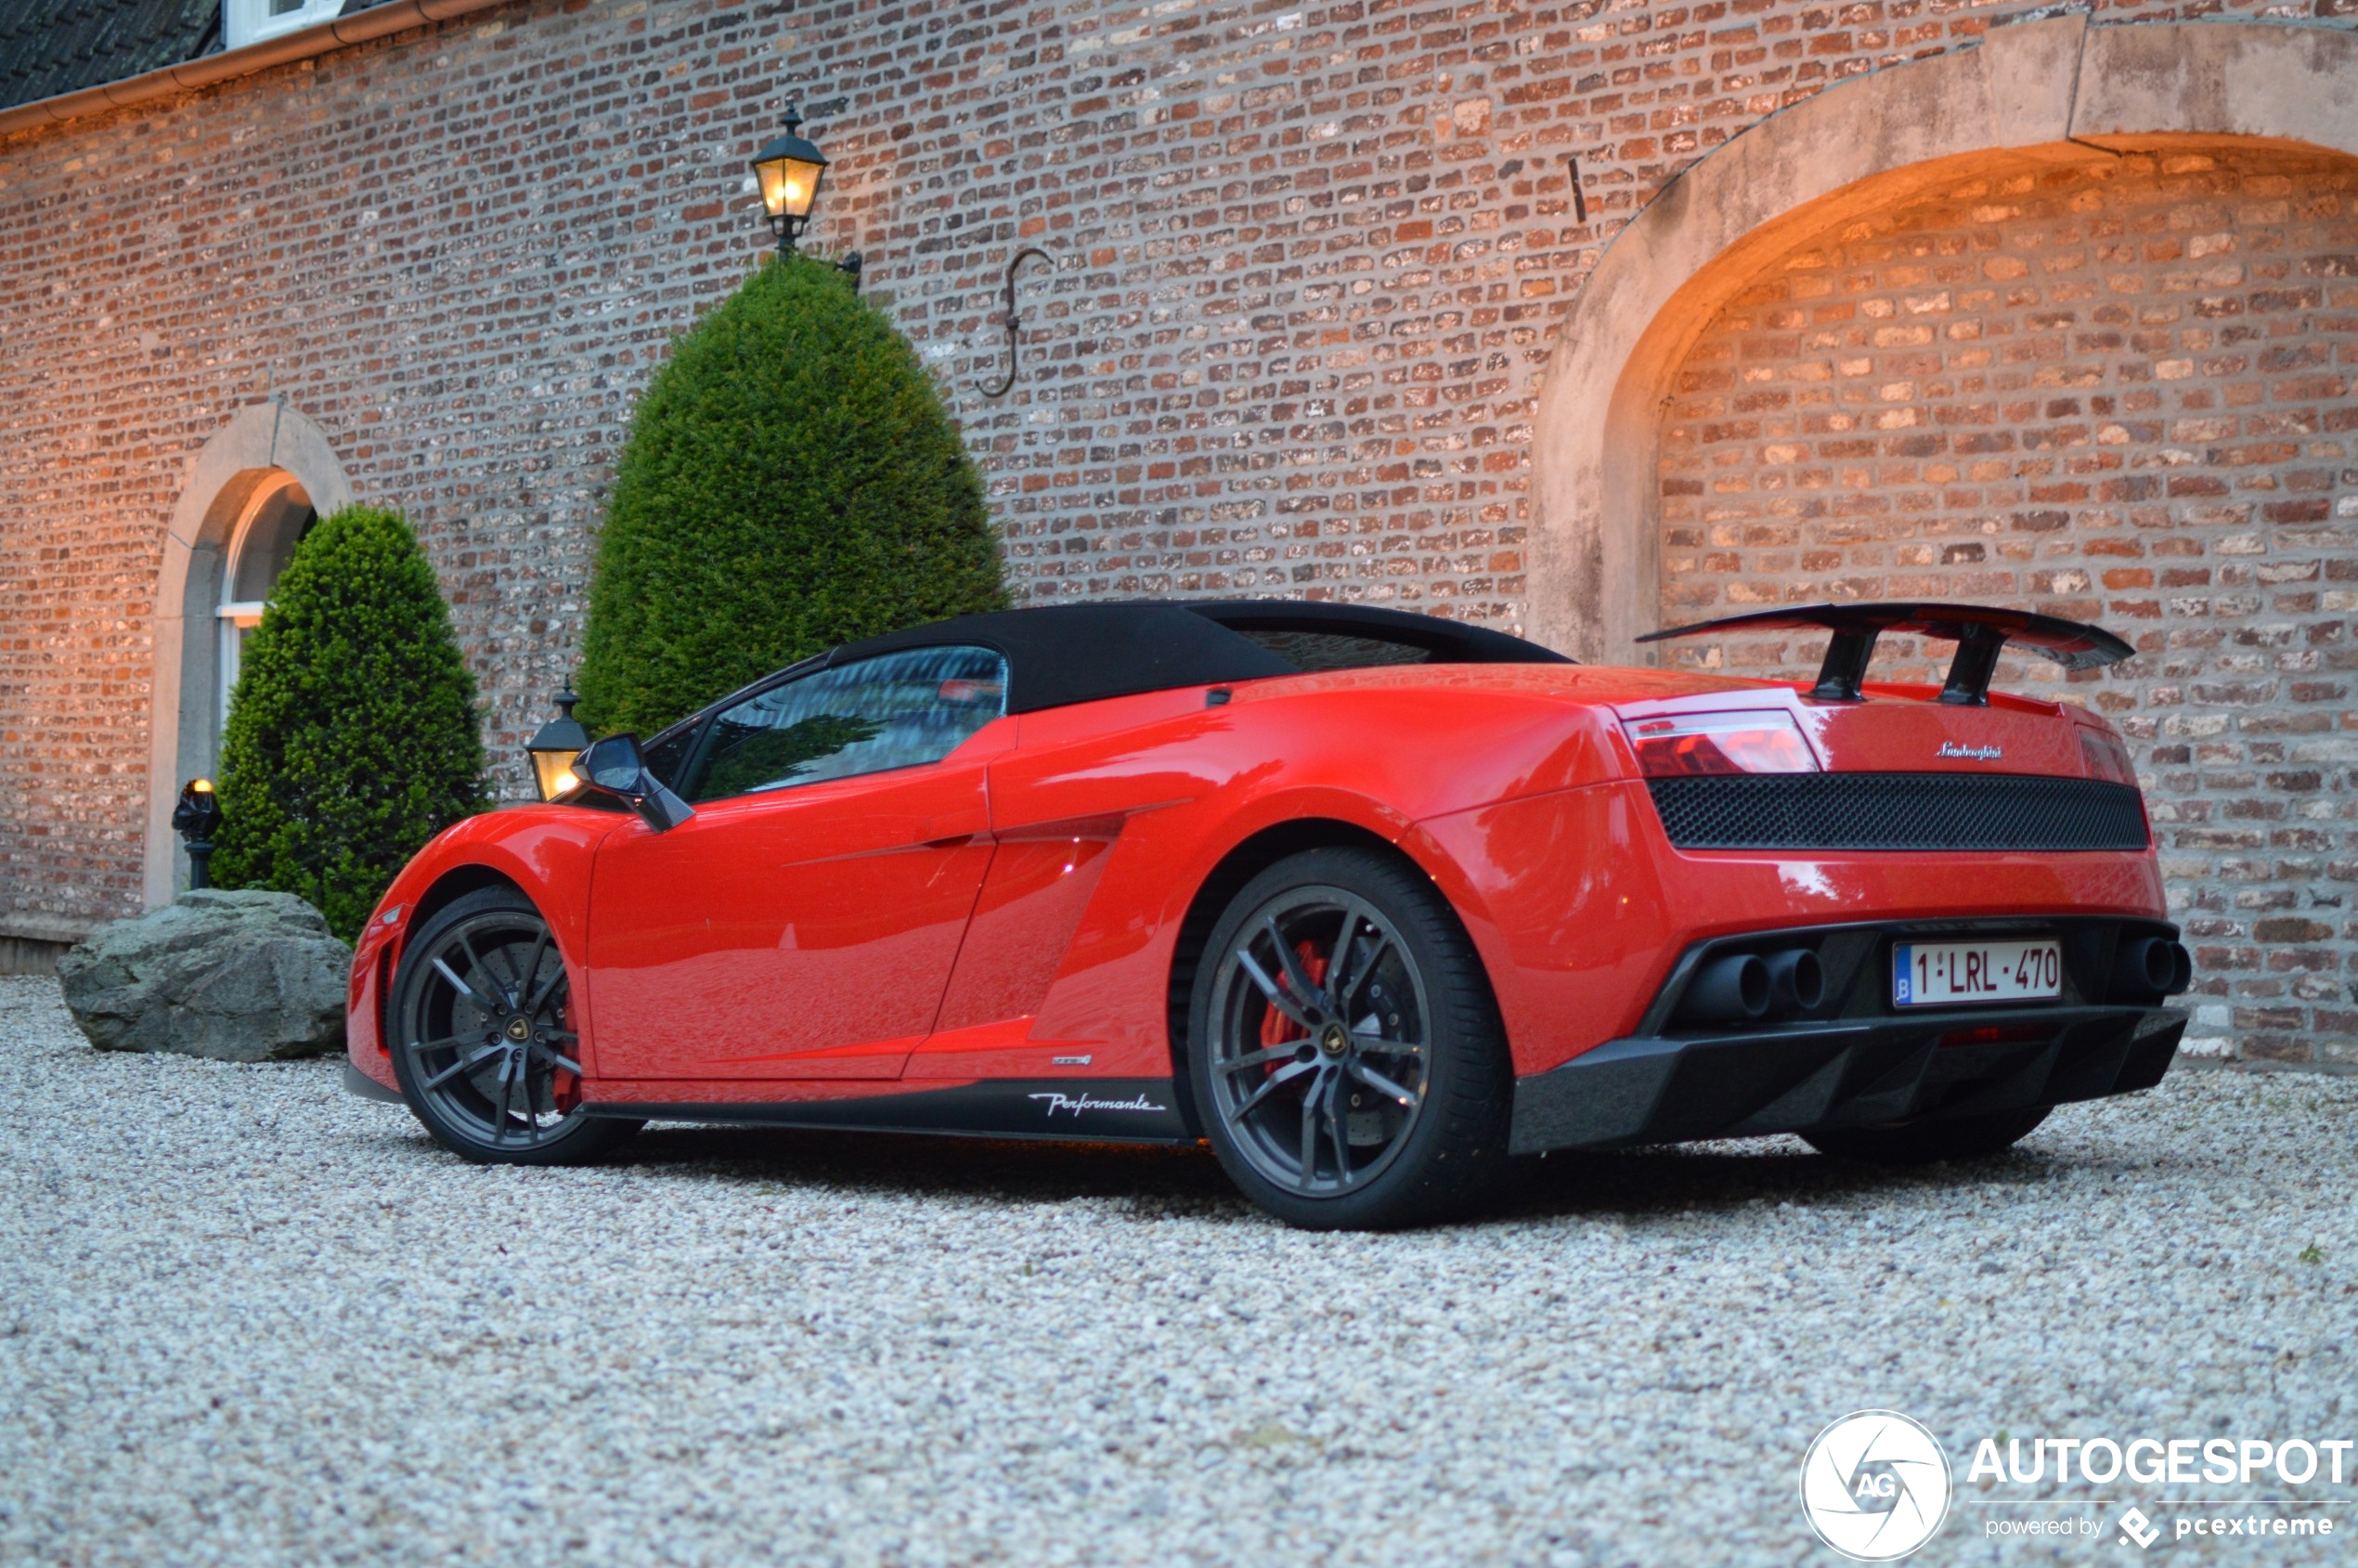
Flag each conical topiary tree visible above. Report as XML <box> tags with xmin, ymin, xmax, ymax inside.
<box><xmin>577</xmin><ymin>253</ymin><xmax>1006</xmax><ymax>736</ymax></box>
<box><xmin>211</xmin><ymin>505</ymin><xmax>488</xmax><ymax>940</ymax></box>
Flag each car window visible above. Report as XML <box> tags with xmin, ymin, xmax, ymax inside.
<box><xmin>686</xmin><ymin>646</ymin><xmax>1007</xmax><ymax>802</ymax></box>
<box><xmin>640</xmin><ymin>723</ymin><xmax>698</xmax><ymax>791</ymax></box>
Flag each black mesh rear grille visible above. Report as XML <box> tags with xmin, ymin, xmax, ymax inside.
<box><xmin>1646</xmin><ymin>773</ymin><xmax>2149</xmax><ymax>851</ymax></box>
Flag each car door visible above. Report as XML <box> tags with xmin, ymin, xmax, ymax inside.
<box><xmin>585</xmin><ymin>645</ymin><xmax>1011</xmax><ymax>1082</ymax></box>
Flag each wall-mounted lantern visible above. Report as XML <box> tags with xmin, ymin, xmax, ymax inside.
<box><xmin>750</xmin><ymin>104</ymin><xmax>864</xmax><ymax>289</ymax></box>
<box><xmin>751</xmin><ymin>107</ymin><xmax>828</xmax><ymax>253</ymax></box>
<box><xmin>526</xmin><ymin>690</ymin><xmax>590</xmax><ymax>802</ymax></box>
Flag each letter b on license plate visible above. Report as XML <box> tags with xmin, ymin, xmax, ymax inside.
<box><xmin>1892</xmin><ymin>938</ymin><xmax>2062</xmax><ymax>1007</ymax></box>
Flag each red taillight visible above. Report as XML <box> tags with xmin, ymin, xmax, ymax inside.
<box><xmin>2079</xmin><ymin>728</ymin><xmax>2137</xmax><ymax>786</ymax></box>
<box><xmin>1622</xmin><ymin>711</ymin><xmax>1820</xmax><ymax>777</ymax></box>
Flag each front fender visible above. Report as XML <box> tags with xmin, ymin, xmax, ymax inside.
<box><xmin>345</xmin><ymin>805</ymin><xmax>623</xmax><ymax>1087</ymax></box>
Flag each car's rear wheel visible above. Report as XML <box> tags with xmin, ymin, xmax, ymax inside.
<box><xmin>388</xmin><ymin>887</ymin><xmax>639</xmax><ymax>1165</ymax></box>
<box><xmin>1802</xmin><ymin>1106</ymin><xmax>2050</xmax><ymax>1165</ymax></box>
<box><xmin>1187</xmin><ymin>847</ymin><xmax>1510</xmax><ymax>1229</ymax></box>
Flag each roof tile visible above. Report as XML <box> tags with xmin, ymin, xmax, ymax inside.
<box><xmin>0</xmin><ymin>0</ymin><xmax>409</xmax><ymax>116</ymax></box>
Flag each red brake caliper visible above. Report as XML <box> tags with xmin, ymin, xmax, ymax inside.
<box><xmin>1257</xmin><ymin>940</ymin><xmax>1328</xmax><ymax>1053</ymax></box>
<box><xmin>551</xmin><ymin>992</ymin><xmax>582</xmax><ymax>1113</ymax></box>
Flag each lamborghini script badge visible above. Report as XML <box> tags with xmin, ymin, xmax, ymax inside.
<box><xmin>1029</xmin><ymin>1091</ymin><xmax>1168</xmax><ymax>1117</ymax></box>
<box><xmin>1936</xmin><ymin>742</ymin><xmax>2002</xmax><ymax>761</ymax></box>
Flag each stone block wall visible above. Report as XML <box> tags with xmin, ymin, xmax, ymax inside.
<box><xmin>1657</xmin><ymin>147</ymin><xmax>2358</xmax><ymax>1066</ymax></box>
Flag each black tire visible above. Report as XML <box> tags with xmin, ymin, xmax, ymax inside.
<box><xmin>1802</xmin><ymin>1106</ymin><xmax>2051</xmax><ymax>1165</ymax></box>
<box><xmin>1186</xmin><ymin>847</ymin><xmax>1511</xmax><ymax>1229</ymax></box>
<box><xmin>388</xmin><ymin>886</ymin><xmax>640</xmax><ymax>1166</ymax></box>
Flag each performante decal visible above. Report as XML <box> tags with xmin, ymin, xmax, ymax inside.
<box><xmin>1028</xmin><ymin>1090</ymin><xmax>1167</xmax><ymax>1117</ymax></box>
<box><xmin>581</xmin><ymin>1078</ymin><xmax>1193</xmax><ymax>1144</ymax></box>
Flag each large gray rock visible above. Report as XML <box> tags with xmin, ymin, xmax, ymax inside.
<box><xmin>58</xmin><ymin>889</ymin><xmax>353</xmax><ymax>1061</ymax></box>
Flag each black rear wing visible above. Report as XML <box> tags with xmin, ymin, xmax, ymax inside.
<box><xmin>1637</xmin><ymin>602</ymin><xmax>2136</xmax><ymax>706</ymax></box>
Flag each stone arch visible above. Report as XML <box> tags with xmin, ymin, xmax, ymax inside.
<box><xmin>1528</xmin><ymin>17</ymin><xmax>2358</xmax><ymax>661</ymax></box>
<box><xmin>143</xmin><ymin>401</ymin><xmax>355</xmax><ymax>907</ymax></box>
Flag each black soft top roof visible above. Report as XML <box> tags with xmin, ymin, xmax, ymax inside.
<box><xmin>830</xmin><ymin>600</ymin><xmax>1569</xmax><ymax>714</ymax></box>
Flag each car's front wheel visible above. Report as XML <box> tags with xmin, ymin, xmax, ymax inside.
<box><xmin>1187</xmin><ymin>847</ymin><xmax>1511</xmax><ymax>1229</ymax></box>
<box><xmin>388</xmin><ymin>886</ymin><xmax>639</xmax><ymax>1165</ymax></box>
<box><xmin>1802</xmin><ymin>1106</ymin><xmax>2051</xmax><ymax>1165</ymax></box>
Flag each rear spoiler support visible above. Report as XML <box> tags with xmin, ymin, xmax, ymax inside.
<box><xmin>1637</xmin><ymin>603</ymin><xmax>2136</xmax><ymax>706</ymax></box>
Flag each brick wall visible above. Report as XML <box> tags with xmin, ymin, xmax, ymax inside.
<box><xmin>0</xmin><ymin>0</ymin><xmax>2352</xmax><ymax>1059</ymax></box>
<box><xmin>1657</xmin><ymin>147</ymin><xmax>2358</xmax><ymax>1067</ymax></box>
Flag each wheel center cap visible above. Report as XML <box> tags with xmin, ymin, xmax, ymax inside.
<box><xmin>503</xmin><ymin>1016</ymin><xmax>532</xmax><ymax>1043</ymax></box>
<box><xmin>1319</xmin><ymin>1023</ymin><xmax>1350</xmax><ymax>1056</ymax></box>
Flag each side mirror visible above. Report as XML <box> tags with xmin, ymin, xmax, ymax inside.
<box><xmin>572</xmin><ymin>733</ymin><xmax>695</xmax><ymax>833</ymax></box>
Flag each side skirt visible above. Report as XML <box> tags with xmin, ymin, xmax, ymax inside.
<box><xmin>580</xmin><ymin>1077</ymin><xmax>1197</xmax><ymax>1146</ymax></box>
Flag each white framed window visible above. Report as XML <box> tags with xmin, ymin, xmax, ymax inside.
<box><xmin>217</xmin><ymin>478</ymin><xmax>317</xmax><ymax>737</ymax></box>
<box><xmin>223</xmin><ymin>0</ymin><xmax>347</xmax><ymax>51</ymax></box>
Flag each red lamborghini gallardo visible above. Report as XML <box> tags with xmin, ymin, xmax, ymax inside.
<box><xmin>343</xmin><ymin>600</ymin><xmax>2191</xmax><ymax>1228</ymax></box>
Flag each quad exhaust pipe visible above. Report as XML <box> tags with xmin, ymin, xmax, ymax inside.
<box><xmin>1675</xmin><ymin>947</ymin><xmax>1823</xmax><ymax>1027</ymax></box>
<box><xmin>1765</xmin><ymin>949</ymin><xmax>1825</xmax><ymax>1012</ymax></box>
<box><xmin>2113</xmin><ymin>936</ymin><xmax>2193</xmax><ymax>1001</ymax></box>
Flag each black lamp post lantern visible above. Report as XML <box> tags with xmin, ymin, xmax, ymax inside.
<box><xmin>750</xmin><ymin>104</ymin><xmax>863</xmax><ymax>288</ymax></box>
<box><xmin>172</xmin><ymin>777</ymin><xmax>221</xmax><ymax>889</ymax></box>
<box><xmin>527</xmin><ymin>690</ymin><xmax>592</xmax><ymax>802</ymax></box>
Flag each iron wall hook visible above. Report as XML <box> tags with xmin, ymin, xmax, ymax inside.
<box><xmin>978</xmin><ymin>246</ymin><xmax>1053</xmax><ymax>397</ymax></box>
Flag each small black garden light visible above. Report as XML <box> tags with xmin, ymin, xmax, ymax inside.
<box><xmin>750</xmin><ymin>104</ymin><xmax>863</xmax><ymax>287</ymax></box>
<box><xmin>526</xmin><ymin>690</ymin><xmax>590</xmax><ymax>802</ymax></box>
<box><xmin>172</xmin><ymin>777</ymin><xmax>220</xmax><ymax>889</ymax></box>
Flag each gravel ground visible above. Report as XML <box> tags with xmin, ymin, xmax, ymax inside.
<box><xmin>2</xmin><ymin>975</ymin><xmax>2353</xmax><ymax>1567</ymax></box>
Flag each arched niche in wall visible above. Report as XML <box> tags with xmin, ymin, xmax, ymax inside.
<box><xmin>144</xmin><ymin>401</ymin><xmax>354</xmax><ymax>908</ymax></box>
<box><xmin>1527</xmin><ymin>17</ymin><xmax>2358</xmax><ymax>663</ymax></box>
<box><xmin>1649</xmin><ymin>137</ymin><xmax>2358</xmax><ymax>694</ymax></box>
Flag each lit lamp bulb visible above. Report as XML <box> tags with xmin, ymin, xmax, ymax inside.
<box><xmin>758</xmin><ymin>159</ymin><xmax>818</xmax><ymax>219</ymax></box>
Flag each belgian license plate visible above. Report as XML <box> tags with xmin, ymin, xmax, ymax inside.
<box><xmin>1892</xmin><ymin>939</ymin><xmax>2062</xmax><ymax>1008</ymax></box>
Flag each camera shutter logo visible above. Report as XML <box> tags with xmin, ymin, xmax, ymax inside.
<box><xmin>1799</xmin><ymin>1410</ymin><xmax>1953</xmax><ymax>1561</ymax></box>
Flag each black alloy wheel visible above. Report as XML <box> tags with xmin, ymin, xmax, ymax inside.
<box><xmin>1189</xmin><ymin>847</ymin><xmax>1510</xmax><ymax>1229</ymax></box>
<box><xmin>388</xmin><ymin>887</ymin><xmax>639</xmax><ymax>1165</ymax></box>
